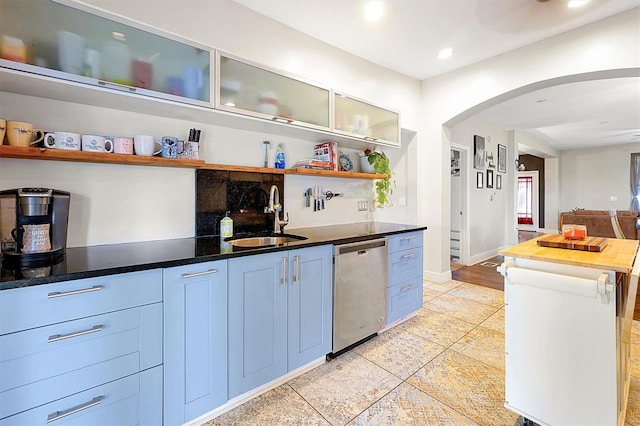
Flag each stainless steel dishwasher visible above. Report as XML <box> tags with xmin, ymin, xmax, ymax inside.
<box><xmin>331</xmin><ymin>238</ymin><xmax>387</xmax><ymax>356</ymax></box>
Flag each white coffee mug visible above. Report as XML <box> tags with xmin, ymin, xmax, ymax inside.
<box><xmin>57</xmin><ymin>31</ymin><xmax>85</xmax><ymax>75</ymax></box>
<box><xmin>44</xmin><ymin>132</ymin><xmax>81</xmax><ymax>150</ymax></box>
<box><xmin>81</xmin><ymin>134</ymin><xmax>113</xmax><ymax>153</ymax></box>
<box><xmin>134</xmin><ymin>134</ymin><xmax>161</xmax><ymax>156</ymax></box>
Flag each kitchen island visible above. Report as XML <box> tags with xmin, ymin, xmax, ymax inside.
<box><xmin>498</xmin><ymin>236</ymin><xmax>639</xmax><ymax>426</ymax></box>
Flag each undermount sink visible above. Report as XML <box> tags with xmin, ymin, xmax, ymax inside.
<box><xmin>226</xmin><ymin>234</ymin><xmax>308</xmax><ymax>248</ymax></box>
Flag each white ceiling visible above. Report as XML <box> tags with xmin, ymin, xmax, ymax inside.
<box><xmin>233</xmin><ymin>0</ymin><xmax>640</xmax><ymax>152</ymax></box>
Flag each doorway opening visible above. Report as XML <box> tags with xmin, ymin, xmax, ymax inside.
<box><xmin>450</xmin><ymin>144</ymin><xmax>469</xmax><ymax>268</ymax></box>
<box><xmin>517</xmin><ymin>171</ymin><xmax>539</xmax><ymax>231</ymax></box>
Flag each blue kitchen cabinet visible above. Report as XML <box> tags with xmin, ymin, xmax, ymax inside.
<box><xmin>386</xmin><ymin>232</ymin><xmax>424</xmax><ymax>325</ymax></box>
<box><xmin>163</xmin><ymin>261</ymin><xmax>228</xmax><ymax>426</ymax></box>
<box><xmin>228</xmin><ymin>245</ymin><xmax>332</xmax><ymax>398</ymax></box>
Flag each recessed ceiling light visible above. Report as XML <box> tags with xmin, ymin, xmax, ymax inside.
<box><xmin>437</xmin><ymin>48</ymin><xmax>454</xmax><ymax>59</ymax></box>
<box><xmin>568</xmin><ymin>0</ymin><xmax>589</xmax><ymax>8</ymax></box>
<box><xmin>364</xmin><ymin>1</ymin><xmax>384</xmax><ymax>22</ymax></box>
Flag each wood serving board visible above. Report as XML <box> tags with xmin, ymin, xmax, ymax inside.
<box><xmin>536</xmin><ymin>234</ymin><xmax>608</xmax><ymax>252</ymax></box>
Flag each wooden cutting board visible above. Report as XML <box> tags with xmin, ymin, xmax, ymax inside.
<box><xmin>536</xmin><ymin>234</ymin><xmax>608</xmax><ymax>252</ymax></box>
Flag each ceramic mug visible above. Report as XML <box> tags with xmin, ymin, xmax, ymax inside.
<box><xmin>161</xmin><ymin>136</ymin><xmax>178</xmax><ymax>158</ymax></box>
<box><xmin>134</xmin><ymin>134</ymin><xmax>161</xmax><ymax>156</ymax></box>
<box><xmin>81</xmin><ymin>134</ymin><xmax>113</xmax><ymax>153</ymax></box>
<box><xmin>0</xmin><ymin>119</ymin><xmax>6</xmax><ymax>145</ymax></box>
<box><xmin>180</xmin><ymin>141</ymin><xmax>199</xmax><ymax>160</ymax></box>
<box><xmin>113</xmin><ymin>137</ymin><xmax>134</xmax><ymax>154</ymax></box>
<box><xmin>6</xmin><ymin>121</ymin><xmax>44</xmax><ymax>147</ymax></box>
<box><xmin>44</xmin><ymin>132</ymin><xmax>81</xmax><ymax>150</ymax></box>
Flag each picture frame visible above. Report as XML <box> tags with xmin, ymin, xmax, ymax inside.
<box><xmin>486</xmin><ymin>169</ymin><xmax>494</xmax><ymax>188</ymax></box>
<box><xmin>498</xmin><ymin>144</ymin><xmax>507</xmax><ymax>173</ymax></box>
<box><xmin>496</xmin><ymin>174</ymin><xmax>502</xmax><ymax>190</ymax></box>
<box><xmin>476</xmin><ymin>171</ymin><xmax>484</xmax><ymax>189</ymax></box>
<box><xmin>474</xmin><ymin>135</ymin><xmax>486</xmax><ymax>169</ymax></box>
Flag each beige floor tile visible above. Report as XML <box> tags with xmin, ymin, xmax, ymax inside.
<box><xmin>407</xmin><ymin>350</ymin><xmax>520</xmax><ymax>426</ymax></box>
<box><xmin>398</xmin><ymin>307</ymin><xmax>476</xmax><ymax>347</ymax></box>
<box><xmin>426</xmin><ymin>293</ymin><xmax>499</xmax><ymax>325</ymax></box>
<box><xmin>423</xmin><ymin>287</ymin><xmax>441</xmax><ymax>302</ymax></box>
<box><xmin>349</xmin><ymin>382</ymin><xmax>478</xmax><ymax>426</ymax></box>
<box><xmin>447</xmin><ymin>282</ymin><xmax>504</xmax><ymax>308</ymax></box>
<box><xmin>288</xmin><ymin>351</ymin><xmax>402</xmax><ymax>426</ymax></box>
<box><xmin>632</xmin><ymin>343</ymin><xmax>640</xmax><ymax>378</ymax></box>
<box><xmin>480</xmin><ymin>307</ymin><xmax>504</xmax><ymax>334</ymax></box>
<box><xmin>209</xmin><ymin>384</ymin><xmax>329</xmax><ymax>425</ymax></box>
<box><xmin>355</xmin><ymin>326</ymin><xmax>447</xmax><ymax>380</ymax></box>
<box><xmin>423</xmin><ymin>279</ymin><xmax>462</xmax><ymax>293</ymax></box>
<box><xmin>451</xmin><ymin>326</ymin><xmax>505</xmax><ymax>371</ymax></box>
<box><xmin>627</xmin><ymin>375</ymin><xmax>640</xmax><ymax>425</ymax></box>
<box><xmin>632</xmin><ymin>320</ymin><xmax>640</xmax><ymax>345</ymax></box>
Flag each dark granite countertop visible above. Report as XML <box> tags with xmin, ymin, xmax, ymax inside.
<box><xmin>1</xmin><ymin>222</ymin><xmax>426</xmax><ymax>290</ymax></box>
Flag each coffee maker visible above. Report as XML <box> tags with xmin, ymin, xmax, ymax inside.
<box><xmin>0</xmin><ymin>188</ymin><xmax>70</xmax><ymax>265</ymax></box>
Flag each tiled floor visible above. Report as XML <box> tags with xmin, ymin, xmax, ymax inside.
<box><xmin>208</xmin><ymin>280</ymin><xmax>640</xmax><ymax>425</ymax></box>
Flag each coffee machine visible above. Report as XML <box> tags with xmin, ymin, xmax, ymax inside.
<box><xmin>0</xmin><ymin>188</ymin><xmax>70</xmax><ymax>265</ymax></box>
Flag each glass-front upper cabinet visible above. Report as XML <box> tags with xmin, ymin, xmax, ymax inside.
<box><xmin>334</xmin><ymin>92</ymin><xmax>400</xmax><ymax>147</ymax></box>
<box><xmin>216</xmin><ymin>53</ymin><xmax>330</xmax><ymax>131</ymax></box>
<box><xmin>0</xmin><ymin>0</ymin><xmax>212</xmax><ymax>105</ymax></box>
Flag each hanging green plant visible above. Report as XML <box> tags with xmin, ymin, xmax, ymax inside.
<box><xmin>360</xmin><ymin>148</ymin><xmax>395</xmax><ymax>208</ymax></box>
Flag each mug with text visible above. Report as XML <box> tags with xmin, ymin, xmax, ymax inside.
<box><xmin>134</xmin><ymin>134</ymin><xmax>161</xmax><ymax>156</ymax></box>
<box><xmin>81</xmin><ymin>134</ymin><xmax>113</xmax><ymax>153</ymax></box>
<box><xmin>7</xmin><ymin>121</ymin><xmax>45</xmax><ymax>147</ymax></box>
<box><xmin>113</xmin><ymin>137</ymin><xmax>134</xmax><ymax>154</ymax></box>
<box><xmin>44</xmin><ymin>132</ymin><xmax>81</xmax><ymax>150</ymax></box>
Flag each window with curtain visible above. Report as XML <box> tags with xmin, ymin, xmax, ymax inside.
<box><xmin>631</xmin><ymin>153</ymin><xmax>640</xmax><ymax>210</ymax></box>
<box><xmin>517</xmin><ymin>176</ymin><xmax>533</xmax><ymax>225</ymax></box>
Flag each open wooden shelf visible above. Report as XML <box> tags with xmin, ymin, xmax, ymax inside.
<box><xmin>0</xmin><ymin>146</ymin><xmax>386</xmax><ymax>179</ymax></box>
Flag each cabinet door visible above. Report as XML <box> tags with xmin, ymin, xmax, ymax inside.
<box><xmin>287</xmin><ymin>245</ymin><xmax>333</xmax><ymax>370</ymax></box>
<box><xmin>217</xmin><ymin>53</ymin><xmax>331</xmax><ymax>130</ymax></box>
<box><xmin>228</xmin><ymin>252</ymin><xmax>288</xmax><ymax>398</ymax></box>
<box><xmin>334</xmin><ymin>92</ymin><xmax>400</xmax><ymax>146</ymax></box>
<box><xmin>163</xmin><ymin>261</ymin><xmax>227</xmax><ymax>426</ymax></box>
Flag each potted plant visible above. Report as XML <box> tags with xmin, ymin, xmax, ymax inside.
<box><xmin>359</xmin><ymin>148</ymin><xmax>394</xmax><ymax>208</ymax></box>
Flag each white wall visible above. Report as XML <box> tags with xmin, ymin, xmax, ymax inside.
<box><xmin>0</xmin><ymin>0</ymin><xmax>421</xmax><ymax>247</ymax></box>
<box><xmin>559</xmin><ymin>142</ymin><xmax>640</xmax><ymax>212</ymax></box>
<box><xmin>420</xmin><ymin>8</ymin><xmax>640</xmax><ymax>280</ymax></box>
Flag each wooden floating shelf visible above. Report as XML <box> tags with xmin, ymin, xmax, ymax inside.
<box><xmin>0</xmin><ymin>145</ymin><xmax>205</xmax><ymax>168</ymax></box>
<box><xmin>0</xmin><ymin>146</ymin><xmax>386</xmax><ymax>179</ymax></box>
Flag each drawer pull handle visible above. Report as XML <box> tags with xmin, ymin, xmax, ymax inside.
<box><xmin>47</xmin><ymin>395</ymin><xmax>104</xmax><ymax>423</ymax></box>
<box><xmin>401</xmin><ymin>236</ymin><xmax>415</xmax><ymax>241</ymax></box>
<box><xmin>48</xmin><ymin>325</ymin><xmax>104</xmax><ymax>343</ymax></box>
<box><xmin>401</xmin><ymin>284</ymin><xmax>417</xmax><ymax>292</ymax></box>
<box><xmin>401</xmin><ymin>253</ymin><xmax>416</xmax><ymax>260</ymax></box>
<box><xmin>48</xmin><ymin>285</ymin><xmax>103</xmax><ymax>299</ymax></box>
<box><xmin>181</xmin><ymin>269</ymin><xmax>218</xmax><ymax>279</ymax></box>
<box><xmin>98</xmin><ymin>79</ymin><xmax>137</xmax><ymax>92</ymax></box>
<box><xmin>271</xmin><ymin>116</ymin><xmax>294</xmax><ymax>124</ymax></box>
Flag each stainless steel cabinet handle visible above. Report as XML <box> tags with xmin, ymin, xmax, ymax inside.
<box><xmin>281</xmin><ymin>257</ymin><xmax>288</xmax><ymax>284</ymax></box>
<box><xmin>401</xmin><ymin>235</ymin><xmax>415</xmax><ymax>241</ymax></box>
<box><xmin>181</xmin><ymin>269</ymin><xmax>218</xmax><ymax>279</ymax></box>
<box><xmin>48</xmin><ymin>285</ymin><xmax>103</xmax><ymax>299</ymax></box>
<box><xmin>98</xmin><ymin>79</ymin><xmax>137</xmax><ymax>92</ymax></box>
<box><xmin>293</xmin><ymin>256</ymin><xmax>300</xmax><ymax>283</ymax></box>
<box><xmin>47</xmin><ymin>396</ymin><xmax>104</xmax><ymax>423</ymax></box>
<box><xmin>48</xmin><ymin>325</ymin><xmax>104</xmax><ymax>343</ymax></box>
<box><xmin>401</xmin><ymin>284</ymin><xmax>416</xmax><ymax>292</ymax></box>
<box><xmin>401</xmin><ymin>253</ymin><xmax>416</xmax><ymax>260</ymax></box>
<box><xmin>271</xmin><ymin>116</ymin><xmax>294</xmax><ymax>124</ymax></box>
<box><xmin>363</xmin><ymin>136</ymin><xmax>379</xmax><ymax>142</ymax></box>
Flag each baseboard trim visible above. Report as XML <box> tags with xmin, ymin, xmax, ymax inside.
<box><xmin>424</xmin><ymin>269</ymin><xmax>451</xmax><ymax>283</ymax></box>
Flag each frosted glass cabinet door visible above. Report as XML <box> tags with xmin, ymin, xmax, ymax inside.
<box><xmin>216</xmin><ymin>53</ymin><xmax>331</xmax><ymax>130</ymax></box>
<box><xmin>0</xmin><ymin>0</ymin><xmax>212</xmax><ymax>104</ymax></box>
<box><xmin>334</xmin><ymin>92</ymin><xmax>400</xmax><ymax>146</ymax></box>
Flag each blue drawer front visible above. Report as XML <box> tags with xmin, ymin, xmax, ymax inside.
<box><xmin>0</xmin><ymin>366</ymin><xmax>162</xmax><ymax>426</ymax></box>
<box><xmin>387</xmin><ymin>231</ymin><xmax>423</xmax><ymax>254</ymax></box>
<box><xmin>388</xmin><ymin>247</ymin><xmax>423</xmax><ymax>287</ymax></box>
<box><xmin>0</xmin><ymin>269</ymin><xmax>162</xmax><ymax>335</ymax></box>
<box><xmin>386</xmin><ymin>277</ymin><xmax>423</xmax><ymax>325</ymax></box>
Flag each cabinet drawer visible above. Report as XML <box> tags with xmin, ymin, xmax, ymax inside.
<box><xmin>0</xmin><ymin>269</ymin><xmax>162</xmax><ymax>335</ymax></box>
<box><xmin>387</xmin><ymin>231</ymin><xmax>423</xmax><ymax>253</ymax></box>
<box><xmin>0</xmin><ymin>304</ymin><xmax>161</xmax><ymax>415</ymax></box>
<box><xmin>0</xmin><ymin>366</ymin><xmax>162</xmax><ymax>426</ymax></box>
<box><xmin>388</xmin><ymin>247</ymin><xmax>423</xmax><ymax>287</ymax></box>
<box><xmin>386</xmin><ymin>277</ymin><xmax>423</xmax><ymax>325</ymax></box>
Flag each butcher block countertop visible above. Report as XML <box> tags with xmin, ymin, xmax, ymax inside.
<box><xmin>499</xmin><ymin>235</ymin><xmax>639</xmax><ymax>274</ymax></box>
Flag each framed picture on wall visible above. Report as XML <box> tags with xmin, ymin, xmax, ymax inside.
<box><xmin>496</xmin><ymin>174</ymin><xmax>502</xmax><ymax>190</ymax></box>
<box><xmin>476</xmin><ymin>171</ymin><xmax>484</xmax><ymax>188</ymax></box>
<box><xmin>498</xmin><ymin>144</ymin><xmax>507</xmax><ymax>173</ymax></box>
<box><xmin>474</xmin><ymin>135</ymin><xmax>486</xmax><ymax>169</ymax></box>
<box><xmin>486</xmin><ymin>169</ymin><xmax>494</xmax><ymax>188</ymax></box>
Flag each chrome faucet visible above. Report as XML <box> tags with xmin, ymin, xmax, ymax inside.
<box><xmin>267</xmin><ymin>185</ymin><xmax>288</xmax><ymax>233</ymax></box>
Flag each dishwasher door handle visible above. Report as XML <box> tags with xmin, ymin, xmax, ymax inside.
<box><xmin>357</xmin><ymin>250</ymin><xmax>370</xmax><ymax>256</ymax></box>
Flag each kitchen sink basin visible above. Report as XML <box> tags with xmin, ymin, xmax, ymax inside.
<box><xmin>226</xmin><ymin>234</ymin><xmax>308</xmax><ymax>248</ymax></box>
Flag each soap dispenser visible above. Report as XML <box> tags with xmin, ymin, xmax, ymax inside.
<box><xmin>220</xmin><ymin>211</ymin><xmax>233</xmax><ymax>238</ymax></box>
